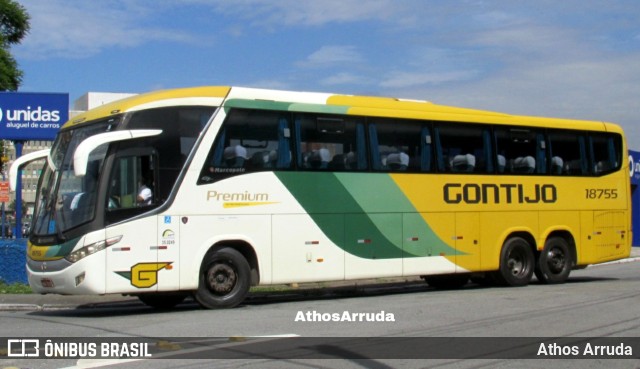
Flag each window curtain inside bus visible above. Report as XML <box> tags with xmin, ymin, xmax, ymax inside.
<box><xmin>368</xmin><ymin>123</ymin><xmax>381</xmax><ymax>170</ymax></box>
<box><xmin>356</xmin><ymin>123</ymin><xmax>367</xmax><ymax>170</ymax></box>
<box><xmin>579</xmin><ymin>136</ymin><xmax>588</xmax><ymax>174</ymax></box>
<box><xmin>536</xmin><ymin>133</ymin><xmax>547</xmax><ymax>174</ymax></box>
<box><xmin>607</xmin><ymin>137</ymin><xmax>618</xmax><ymax>167</ymax></box>
<box><xmin>277</xmin><ymin>117</ymin><xmax>291</xmax><ymax>168</ymax></box>
<box><xmin>420</xmin><ymin>126</ymin><xmax>432</xmax><ymax>172</ymax></box>
<box><xmin>483</xmin><ymin>129</ymin><xmax>493</xmax><ymax>173</ymax></box>
<box><xmin>294</xmin><ymin>117</ymin><xmax>303</xmax><ymax>168</ymax></box>
<box><xmin>212</xmin><ymin>128</ymin><xmax>226</xmax><ymax>166</ymax></box>
<box><xmin>434</xmin><ymin>126</ymin><xmax>445</xmax><ymax>172</ymax></box>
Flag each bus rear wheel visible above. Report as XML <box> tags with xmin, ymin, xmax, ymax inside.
<box><xmin>494</xmin><ymin>237</ymin><xmax>534</xmax><ymax>287</ymax></box>
<box><xmin>194</xmin><ymin>247</ymin><xmax>251</xmax><ymax>309</ymax></box>
<box><xmin>534</xmin><ymin>237</ymin><xmax>571</xmax><ymax>284</ymax></box>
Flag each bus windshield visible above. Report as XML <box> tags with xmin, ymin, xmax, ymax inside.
<box><xmin>32</xmin><ymin>120</ymin><xmax>116</xmax><ymax>238</ymax></box>
<box><xmin>31</xmin><ymin>106</ymin><xmax>218</xmax><ymax>239</ymax></box>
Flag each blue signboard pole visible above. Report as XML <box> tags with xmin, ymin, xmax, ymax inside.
<box><xmin>14</xmin><ymin>141</ymin><xmax>22</xmax><ymax>238</ymax></box>
<box><xmin>1</xmin><ymin>172</ymin><xmax>4</xmax><ymax>238</ymax></box>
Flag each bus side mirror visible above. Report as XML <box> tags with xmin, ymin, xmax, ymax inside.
<box><xmin>9</xmin><ymin>149</ymin><xmax>50</xmax><ymax>191</ymax></box>
<box><xmin>74</xmin><ymin>129</ymin><xmax>162</xmax><ymax>176</ymax></box>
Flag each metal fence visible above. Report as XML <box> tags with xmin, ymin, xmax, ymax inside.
<box><xmin>0</xmin><ymin>239</ymin><xmax>27</xmax><ymax>284</ymax></box>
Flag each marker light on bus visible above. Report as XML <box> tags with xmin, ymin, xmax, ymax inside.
<box><xmin>75</xmin><ymin>272</ymin><xmax>85</xmax><ymax>287</ymax></box>
<box><xmin>65</xmin><ymin>236</ymin><xmax>122</xmax><ymax>263</ymax></box>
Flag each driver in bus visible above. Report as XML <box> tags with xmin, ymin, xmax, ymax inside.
<box><xmin>137</xmin><ymin>176</ymin><xmax>153</xmax><ymax>206</ymax></box>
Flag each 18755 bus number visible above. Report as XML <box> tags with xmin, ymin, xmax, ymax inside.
<box><xmin>585</xmin><ymin>188</ymin><xmax>618</xmax><ymax>199</ymax></box>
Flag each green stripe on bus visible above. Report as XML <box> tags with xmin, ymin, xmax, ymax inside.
<box><xmin>47</xmin><ymin>237</ymin><xmax>81</xmax><ymax>258</ymax></box>
<box><xmin>335</xmin><ymin>173</ymin><xmax>459</xmax><ymax>257</ymax></box>
<box><xmin>224</xmin><ymin>99</ymin><xmax>293</xmax><ymax>112</ymax></box>
<box><xmin>275</xmin><ymin>172</ymin><xmax>458</xmax><ymax>259</ymax></box>
<box><xmin>288</xmin><ymin>103</ymin><xmax>349</xmax><ymax>114</ymax></box>
<box><xmin>224</xmin><ymin>99</ymin><xmax>349</xmax><ymax>115</ymax></box>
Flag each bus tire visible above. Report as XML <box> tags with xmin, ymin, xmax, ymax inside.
<box><xmin>194</xmin><ymin>247</ymin><xmax>251</xmax><ymax>309</ymax></box>
<box><xmin>495</xmin><ymin>237</ymin><xmax>534</xmax><ymax>287</ymax></box>
<box><xmin>534</xmin><ymin>237</ymin><xmax>571</xmax><ymax>284</ymax></box>
<box><xmin>138</xmin><ymin>292</ymin><xmax>188</xmax><ymax>309</ymax></box>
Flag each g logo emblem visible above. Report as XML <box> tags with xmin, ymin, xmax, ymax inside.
<box><xmin>115</xmin><ymin>262</ymin><xmax>173</xmax><ymax>288</ymax></box>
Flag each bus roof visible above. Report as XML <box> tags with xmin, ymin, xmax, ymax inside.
<box><xmin>65</xmin><ymin>86</ymin><xmax>231</xmax><ymax>128</ymax></box>
<box><xmin>63</xmin><ymin>85</ymin><xmax>622</xmax><ymax>134</ymax></box>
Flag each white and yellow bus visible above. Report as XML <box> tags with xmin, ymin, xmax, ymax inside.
<box><xmin>11</xmin><ymin>86</ymin><xmax>631</xmax><ymax>308</ymax></box>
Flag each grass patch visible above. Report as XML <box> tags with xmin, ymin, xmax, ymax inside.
<box><xmin>0</xmin><ymin>281</ymin><xmax>32</xmax><ymax>294</ymax></box>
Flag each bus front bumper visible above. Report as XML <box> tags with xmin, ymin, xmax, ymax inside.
<box><xmin>27</xmin><ymin>252</ymin><xmax>106</xmax><ymax>295</ymax></box>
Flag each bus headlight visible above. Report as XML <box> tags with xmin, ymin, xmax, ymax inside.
<box><xmin>65</xmin><ymin>236</ymin><xmax>122</xmax><ymax>263</ymax></box>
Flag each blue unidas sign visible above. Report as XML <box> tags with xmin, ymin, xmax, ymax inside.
<box><xmin>0</xmin><ymin>92</ymin><xmax>69</xmax><ymax>140</ymax></box>
<box><xmin>629</xmin><ymin>150</ymin><xmax>640</xmax><ymax>186</ymax></box>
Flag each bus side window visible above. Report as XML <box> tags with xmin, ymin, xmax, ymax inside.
<box><xmin>295</xmin><ymin>114</ymin><xmax>367</xmax><ymax>171</ymax></box>
<box><xmin>548</xmin><ymin>130</ymin><xmax>588</xmax><ymax>176</ymax></box>
<box><xmin>105</xmin><ymin>150</ymin><xmax>159</xmax><ymax>225</ymax></box>
<box><xmin>494</xmin><ymin>127</ymin><xmax>545</xmax><ymax>175</ymax></box>
<box><xmin>435</xmin><ymin>123</ymin><xmax>488</xmax><ymax>173</ymax></box>
<box><xmin>199</xmin><ymin>109</ymin><xmax>293</xmax><ymax>184</ymax></box>
<box><xmin>590</xmin><ymin>133</ymin><xmax>622</xmax><ymax>175</ymax></box>
<box><xmin>369</xmin><ymin>119</ymin><xmax>426</xmax><ymax>172</ymax></box>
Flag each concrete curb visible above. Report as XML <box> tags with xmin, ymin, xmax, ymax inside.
<box><xmin>0</xmin><ymin>301</ymin><xmax>143</xmax><ymax>312</ymax></box>
<box><xmin>590</xmin><ymin>256</ymin><xmax>640</xmax><ymax>267</ymax></box>
<box><xmin>0</xmin><ymin>303</ymin><xmax>41</xmax><ymax>311</ymax></box>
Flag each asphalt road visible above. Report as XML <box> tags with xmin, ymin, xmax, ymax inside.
<box><xmin>1</xmin><ymin>260</ymin><xmax>639</xmax><ymax>369</ymax></box>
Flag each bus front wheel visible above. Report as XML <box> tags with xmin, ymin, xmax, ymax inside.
<box><xmin>494</xmin><ymin>237</ymin><xmax>534</xmax><ymax>287</ymax></box>
<box><xmin>534</xmin><ymin>237</ymin><xmax>571</xmax><ymax>284</ymax></box>
<box><xmin>194</xmin><ymin>247</ymin><xmax>251</xmax><ymax>309</ymax></box>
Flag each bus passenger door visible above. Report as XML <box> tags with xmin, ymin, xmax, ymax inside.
<box><xmin>104</xmin><ymin>151</ymin><xmax>162</xmax><ymax>293</ymax></box>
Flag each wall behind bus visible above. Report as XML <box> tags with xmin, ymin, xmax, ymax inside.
<box><xmin>0</xmin><ymin>239</ymin><xmax>27</xmax><ymax>284</ymax></box>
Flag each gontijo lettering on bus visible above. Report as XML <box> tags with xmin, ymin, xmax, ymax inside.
<box><xmin>443</xmin><ymin>183</ymin><xmax>557</xmax><ymax>204</ymax></box>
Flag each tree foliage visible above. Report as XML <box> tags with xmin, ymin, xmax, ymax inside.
<box><xmin>0</xmin><ymin>0</ymin><xmax>29</xmax><ymax>91</ymax></box>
